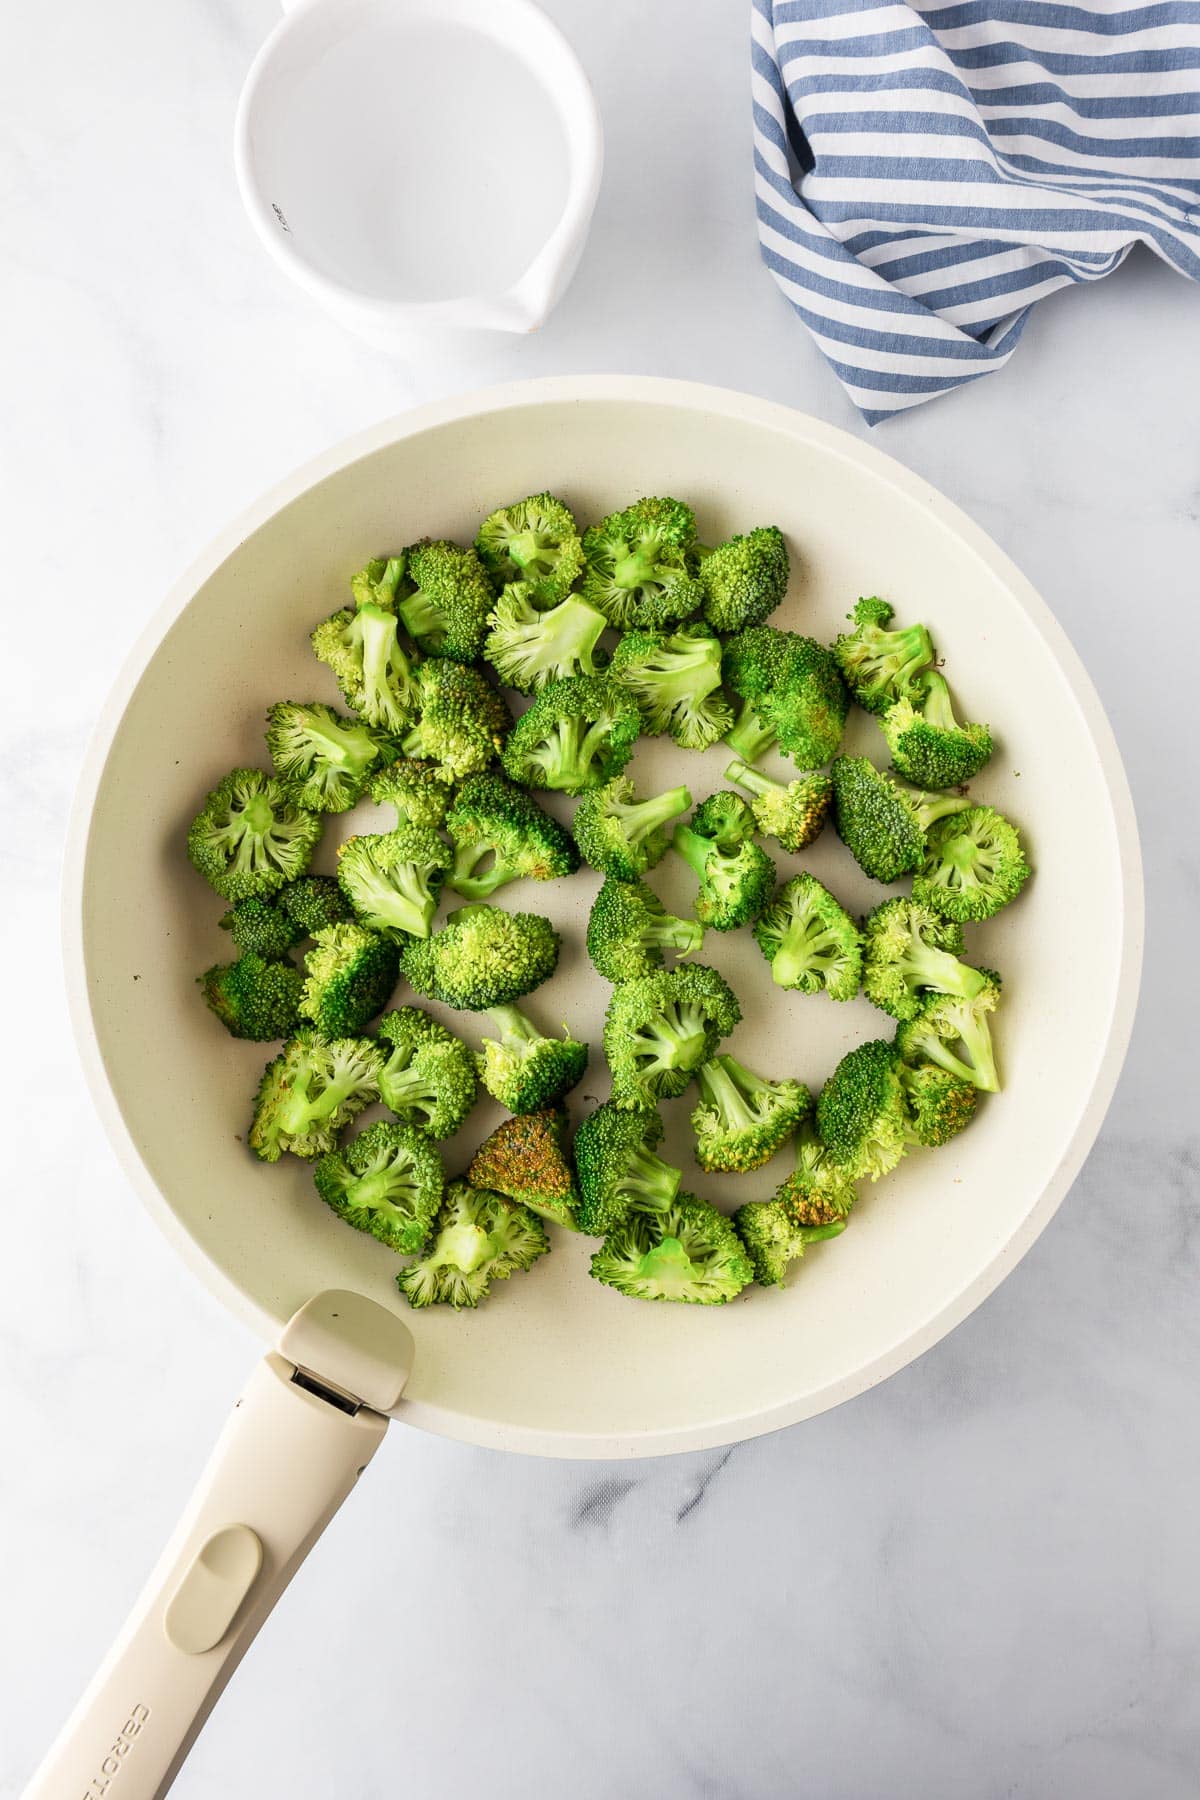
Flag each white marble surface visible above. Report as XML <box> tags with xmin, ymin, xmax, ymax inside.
<box><xmin>3</xmin><ymin>1</ymin><xmax>1199</xmax><ymax>1793</ymax></box>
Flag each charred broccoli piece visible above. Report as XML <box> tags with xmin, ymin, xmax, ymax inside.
<box><xmin>671</xmin><ymin>821</ymin><xmax>775</xmax><ymax>931</ymax></box>
<box><xmin>691</xmin><ymin>1053</ymin><xmax>811</xmax><ymax>1173</ymax></box>
<box><xmin>603</xmin><ymin>964</ymin><xmax>741</xmax><ymax>1108</ymax></box>
<box><xmin>249</xmin><ymin>1030</ymin><xmax>382</xmax><ymax>1162</ymax></box>
<box><xmin>219</xmin><ymin>896</ymin><xmax>304</xmax><ymax>960</ymax></box>
<box><xmin>199</xmin><ymin>953</ymin><xmax>303</xmax><ymax>1041</ymax></box>
<box><xmin>298</xmin><ymin>922</ymin><xmax>400</xmax><ymax>1036</ymax></box>
<box><xmin>445</xmin><ymin>772</ymin><xmax>579</xmax><ymax>900</ymax></box>
<box><xmin>401</xmin><ymin>904</ymin><xmax>560</xmax><ymax>1010</ymax></box>
<box><xmin>311</xmin><ymin>601</ymin><xmax>419</xmax><ymax>735</ymax></box>
<box><xmin>500</xmin><ymin>675</ymin><xmax>640</xmax><ymax>795</ymax></box>
<box><xmin>913</xmin><ymin>805</ymin><xmax>1031</xmax><ymax>923</ymax></box>
<box><xmin>723</xmin><ymin>627</ymin><xmax>848</xmax><ymax>768</ymax></box>
<box><xmin>610</xmin><ymin>626</ymin><xmax>732</xmax><ymax>750</ymax></box>
<box><xmin>580</xmin><ymin>496</ymin><xmax>704</xmax><ymax>629</ymax></box>
<box><xmin>475</xmin><ymin>491</ymin><xmax>585</xmax><ymax>606</ymax></box>
<box><xmin>187</xmin><ymin>769</ymin><xmax>321</xmax><ymax>902</ymax></box>
<box><xmin>774</xmin><ymin>1122</ymin><xmax>860</xmax><ymax>1227</ymax></box>
<box><xmin>881</xmin><ymin>670</ymin><xmax>993</xmax><ymax>789</ymax></box>
<box><xmin>831</xmin><ymin>755</ymin><xmax>971</xmax><ymax>883</ymax></box>
<box><xmin>397</xmin><ymin>1180</ymin><xmax>548</xmax><ymax>1310</ymax></box>
<box><xmin>314</xmin><ymin>1122</ymin><xmax>444</xmax><ymax>1254</ymax></box>
<box><xmin>467</xmin><ymin>1108</ymin><xmax>580</xmax><ymax>1229</ymax></box>
<box><xmin>724</xmin><ymin>757</ymin><xmax>832</xmax><ymax>853</ymax></box>
<box><xmin>572</xmin><ymin>1102</ymin><xmax>682</xmax><ymax>1235</ymax></box>
<box><xmin>590</xmin><ymin>1195</ymin><xmax>754</xmax><ymax>1304</ymax></box>
<box><xmin>395</xmin><ymin>539</ymin><xmax>494</xmax><ymax>663</ymax></box>
<box><xmin>752</xmin><ymin>873</ymin><xmax>862</xmax><ymax>999</ymax></box>
<box><xmin>265</xmin><ymin>701</ymin><xmax>385</xmax><ymax>814</ymax></box>
<box><xmin>366</xmin><ymin>760</ymin><xmax>454</xmax><ymax>830</ymax></box>
<box><xmin>573</xmin><ymin>776</ymin><xmax>692</xmax><ymax>879</ymax></box>
<box><xmin>484</xmin><ymin>581</ymin><xmax>608</xmax><ymax>693</ymax></box>
<box><xmin>475</xmin><ymin>1004</ymin><xmax>589</xmax><ymax>1113</ymax></box>
<box><xmin>898</xmin><ymin>1061</ymin><xmax>980</xmax><ymax>1147</ymax></box>
<box><xmin>697</xmin><ymin>525</ymin><xmax>788</xmax><ymax>633</ymax></box>
<box><xmin>690</xmin><ymin>790</ymin><xmax>757</xmax><ymax>851</ymax></box>
<box><xmin>895</xmin><ymin>976</ymin><xmax>1002</xmax><ymax>1093</ymax></box>
<box><xmin>832</xmin><ymin>596</ymin><xmax>935</xmax><ymax>716</ymax></box>
<box><xmin>816</xmin><ymin>1039</ymin><xmax>910</xmax><ymax>1183</ymax></box>
<box><xmin>586</xmin><ymin>876</ymin><xmax>705</xmax><ymax>983</ymax></box>
<box><xmin>376</xmin><ymin>1007</ymin><xmax>478</xmax><ymax>1139</ymax></box>
<box><xmin>400</xmin><ymin>659</ymin><xmax>511</xmax><ymax>781</ymax></box>
<box><xmin>732</xmin><ymin>1199</ymin><xmax>846</xmax><ymax>1288</ymax></box>
<box><xmin>861</xmin><ymin>897</ymin><xmax>994</xmax><ymax>1022</ymax></box>
<box><xmin>278</xmin><ymin>875</ymin><xmax>354</xmax><ymax>935</ymax></box>
<box><xmin>336</xmin><ymin>826</ymin><xmax>448</xmax><ymax>940</ymax></box>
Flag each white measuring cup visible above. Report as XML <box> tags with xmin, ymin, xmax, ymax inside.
<box><xmin>234</xmin><ymin>0</ymin><xmax>603</xmax><ymax>345</ymax></box>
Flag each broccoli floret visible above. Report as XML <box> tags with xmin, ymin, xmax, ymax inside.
<box><xmin>724</xmin><ymin>757</ymin><xmax>832</xmax><ymax>853</ymax></box>
<box><xmin>881</xmin><ymin>670</ymin><xmax>993</xmax><ymax>789</ymax></box>
<box><xmin>311</xmin><ymin>602</ymin><xmax>419</xmax><ymax>734</ymax></box>
<box><xmin>400</xmin><ymin>904</ymin><xmax>560</xmax><ymax>1010</ymax></box>
<box><xmin>831</xmin><ymin>755</ymin><xmax>972</xmax><ymax>883</ymax></box>
<box><xmin>816</xmin><ymin>1040</ymin><xmax>910</xmax><ymax>1183</ymax></box>
<box><xmin>732</xmin><ymin>1198</ymin><xmax>847</xmax><ymax>1287</ymax></box>
<box><xmin>898</xmin><ymin>1061</ymin><xmax>980</xmax><ymax>1147</ymax></box>
<box><xmin>671</xmin><ymin>822</ymin><xmax>775</xmax><ymax>931</ymax></box>
<box><xmin>484</xmin><ymin>582</ymin><xmax>608</xmax><ymax>693</ymax></box>
<box><xmin>366</xmin><ymin>760</ymin><xmax>454</xmax><ymax>829</ymax></box>
<box><xmin>314</xmin><ymin>1121</ymin><xmax>444</xmax><ymax>1254</ymax></box>
<box><xmin>775</xmin><ymin>1122</ymin><xmax>860</xmax><ymax>1227</ymax></box>
<box><xmin>265</xmin><ymin>701</ymin><xmax>385</xmax><ymax>814</ymax></box>
<box><xmin>400</xmin><ymin>659</ymin><xmax>511</xmax><ymax>781</ymax></box>
<box><xmin>604</xmin><ymin>964</ymin><xmax>740</xmax><ymax>1108</ymax></box>
<box><xmin>199</xmin><ymin>953</ymin><xmax>303</xmax><ymax>1041</ymax></box>
<box><xmin>475</xmin><ymin>492</ymin><xmax>585</xmax><ymax>606</ymax></box>
<box><xmin>475</xmin><ymin>1004</ymin><xmax>588</xmax><ymax>1112</ymax></box>
<box><xmin>349</xmin><ymin>554</ymin><xmax>407</xmax><ymax>611</ymax></box>
<box><xmin>278</xmin><ymin>875</ymin><xmax>354</xmax><ymax>935</ymax></box>
<box><xmin>697</xmin><ymin>525</ymin><xmax>789</xmax><ymax>633</ymax></box>
<box><xmin>723</xmin><ymin>627</ymin><xmax>848</xmax><ymax>768</ymax></box>
<box><xmin>336</xmin><ymin>826</ymin><xmax>448</xmax><ymax>940</ymax></box>
<box><xmin>500</xmin><ymin>675</ymin><xmax>640</xmax><ymax>795</ymax></box>
<box><xmin>862</xmin><ymin>897</ymin><xmax>993</xmax><ymax>1021</ymax></box>
<box><xmin>249</xmin><ymin>1029</ymin><xmax>383</xmax><ymax>1162</ymax></box>
<box><xmin>580</xmin><ymin>497</ymin><xmax>704</xmax><ymax>629</ymax></box>
<box><xmin>376</xmin><ymin>1007</ymin><xmax>478</xmax><ymax>1139</ymax></box>
<box><xmin>690</xmin><ymin>790</ymin><xmax>757</xmax><ymax>850</ymax></box>
<box><xmin>573</xmin><ymin>776</ymin><xmax>692</xmax><ymax>879</ymax></box>
<box><xmin>586</xmin><ymin>876</ymin><xmax>705</xmax><ymax>983</ymax></box>
<box><xmin>467</xmin><ymin>1108</ymin><xmax>580</xmax><ymax>1229</ymax></box>
<box><xmin>219</xmin><ymin>896</ymin><xmax>304</xmax><ymax>960</ymax></box>
<box><xmin>752</xmin><ymin>873</ymin><xmax>863</xmax><ymax>999</ymax></box>
<box><xmin>913</xmin><ymin>805</ymin><xmax>1031</xmax><ymax>923</ymax></box>
<box><xmin>895</xmin><ymin>976</ymin><xmax>1002</xmax><ymax>1093</ymax></box>
<box><xmin>397</xmin><ymin>1180</ymin><xmax>548</xmax><ymax>1310</ymax></box>
<box><xmin>187</xmin><ymin>769</ymin><xmax>321</xmax><ymax>902</ymax></box>
<box><xmin>298</xmin><ymin>922</ymin><xmax>399</xmax><ymax>1036</ymax></box>
<box><xmin>395</xmin><ymin>539</ymin><xmax>493</xmax><ymax>663</ymax></box>
<box><xmin>691</xmin><ymin>1053</ymin><xmax>811</xmax><ymax>1173</ymax></box>
<box><xmin>572</xmin><ymin>1102</ymin><xmax>682</xmax><ymax>1235</ymax></box>
<box><xmin>610</xmin><ymin>626</ymin><xmax>732</xmax><ymax>750</ymax></box>
<box><xmin>590</xmin><ymin>1195</ymin><xmax>754</xmax><ymax>1304</ymax></box>
<box><xmin>445</xmin><ymin>772</ymin><xmax>579</xmax><ymax>900</ymax></box>
<box><xmin>832</xmin><ymin>596</ymin><xmax>935</xmax><ymax>716</ymax></box>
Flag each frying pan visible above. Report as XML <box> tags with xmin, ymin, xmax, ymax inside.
<box><xmin>29</xmin><ymin>377</ymin><xmax>1141</xmax><ymax>1797</ymax></box>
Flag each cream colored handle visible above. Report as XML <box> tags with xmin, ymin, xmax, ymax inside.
<box><xmin>23</xmin><ymin>1351</ymin><xmax>389</xmax><ymax>1800</ymax></box>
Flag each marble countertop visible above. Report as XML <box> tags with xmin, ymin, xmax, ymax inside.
<box><xmin>3</xmin><ymin>1</ymin><xmax>1198</xmax><ymax>1794</ymax></box>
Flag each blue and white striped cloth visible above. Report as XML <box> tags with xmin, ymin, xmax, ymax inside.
<box><xmin>752</xmin><ymin>0</ymin><xmax>1200</xmax><ymax>422</ymax></box>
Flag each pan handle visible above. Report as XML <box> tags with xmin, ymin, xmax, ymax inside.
<box><xmin>22</xmin><ymin>1291</ymin><xmax>414</xmax><ymax>1800</ymax></box>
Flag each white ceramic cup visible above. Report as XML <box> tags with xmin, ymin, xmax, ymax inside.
<box><xmin>234</xmin><ymin>0</ymin><xmax>603</xmax><ymax>345</ymax></box>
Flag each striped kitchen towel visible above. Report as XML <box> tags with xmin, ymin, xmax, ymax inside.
<box><xmin>752</xmin><ymin>0</ymin><xmax>1200</xmax><ymax>423</ymax></box>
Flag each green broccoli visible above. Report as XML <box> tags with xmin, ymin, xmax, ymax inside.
<box><xmin>298</xmin><ymin>922</ymin><xmax>400</xmax><ymax>1036</ymax></box>
<box><xmin>265</xmin><ymin>701</ymin><xmax>385</xmax><ymax>814</ymax></box>
<box><xmin>484</xmin><ymin>581</ymin><xmax>608</xmax><ymax>693</ymax></box>
<box><xmin>881</xmin><ymin>670</ymin><xmax>993</xmax><ymax>789</ymax></box>
<box><xmin>573</xmin><ymin>776</ymin><xmax>692</xmax><ymax>879</ymax></box>
<box><xmin>690</xmin><ymin>790</ymin><xmax>757</xmax><ymax>850</ymax></box>
<box><xmin>609</xmin><ymin>626</ymin><xmax>732</xmax><ymax>750</ymax></box>
<box><xmin>314</xmin><ymin>1121</ymin><xmax>444</xmax><ymax>1254</ymax></box>
<box><xmin>376</xmin><ymin>1007</ymin><xmax>478</xmax><ymax>1139</ymax></box>
<box><xmin>590</xmin><ymin>1195</ymin><xmax>754</xmax><ymax>1304</ymax></box>
<box><xmin>831</xmin><ymin>755</ymin><xmax>972</xmax><ymax>883</ymax></box>
<box><xmin>199</xmin><ymin>953</ymin><xmax>303</xmax><ymax>1041</ymax></box>
<box><xmin>396</xmin><ymin>1180</ymin><xmax>549</xmax><ymax>1310</ymax></box>
<box><xmin>752</xmin><ymin>873</ymin><xmax>863</xmax><ymax>999</ymax></box>
<box><xmin>832</xmin><ymin>596</ymin><xmax>935</xmax><ymax>716</ymax></box>
<box><xmin>278</xmin><ymin>875</ymin><xmax>354</xmax><ymax>935</ymax></box>
<box><xmin>219</xmin><ymin>896</ymin><xmax>304</xmax><ymax>960</ymax></box>
<box><xmin>400</xmin><ymin>659</ymin><xmax>511</xmax><ymax>781</ymax></box>
<box><xmin>395</xmin><ymin>539</ymin><xmax>494</xmax><ymax>662</ymax></box>
<box><xmin>732</xmin><ymin>1198</ymin><xmax>847</xmax><ymax>1287</ymax></box>
<box><xmin>349</xmin><ymin>554</ymin><xmax>407</xmax><ymax>611</ymax></box>
<box><xmin>774</xmin><ymin>1122</ymin><xmax>860</xmax><ymax>1226</ymax></box>
<box><xmin>249</xmin><ymin>1030</ymin><xmax>383</xmax><ymax>1162</ymax></box>
<box><xmin>898</xmin><ymin>1061</ymin><xmax>980</xmax><ymax>1147</ymax></box>
<box><xmin>816</xmin><ymin>1039</ymin><xmax>910</xmax><ymax>1183</ymax></box>
<box><xmin>475</xmin><ymin>1004</ymin><xmax>589</xmax><ymax>1112</ymax></box>
<box><xmin>445</xmin><ymin>772</ymin><xmax>580</xmax><ymax>900</ymax></box>
<box><xmin>913</xmin><ymin>805</ymin><xmax>1031</xmax><ymax>923</ymax></box>
<box><xmin>467</xmin><ymin>1108</ymin><xmax>580</xmax><ymax>1229</ymax></box>
<box><xmin>400</xmin><ymin>904</ymin><xmax>560</xmax><ymax>1010</ymax></box>
<box><xmin>311</xmin><ymin>601</ymin><xmax>419</xmax><ymax>735</ymax></box>
<box><xmin>500</xmin><ymin>675</ymin><xmax>640</xmax><ymax>795</ymax></box>
<box><xmin>586</xmin><ymin>876</ymin><xmax>705</xmax><ymax>983</ymax></box>
<box><xmin>697</xmin><ymin>525</ymin><xmax>788</xmax><ymax>633</ymax></box>
<box><xmin>187</xmin><ymin>769</ymin><xmax>321</xmax><ymax>902</ymax></box>
<box><xmin>604</xmin><ymin>964</ymin><xmax>741</xmax><ymax>1108</ymax></box>
<box><xmin>895</xmin><ymin>977</ymin><xmax>1002</xmax><ymax>1093</ymax></box>
<box><xmin>723</xmin><ymin>627</ymin><xmax>849</xmax><ymax>768</ymax></box>
<box><xmin>580</xmin><ymin>496</ymin><xmax>704</xmax><ymax>629</ymax></box>
<box><xmin>336</xmin><ymin>826</ymin><xmax>449</xmax><ymax>939</ymax></box>
<box><xmin>691</xmin><ymin>1053</ymin><xmax>812</xmax><ymax>1173</ymax></box>
<box><xmin>724</xmin><ymin>757</ymin><xmax>832</xmax><ymax>853</ymax></box>
<box><xmin>671</xmin><ymin>821</ymin><xmax>775</xmax><ymax>931</ymax></box>
<box><xmin>572</xmin><ymin>1102</ymin><xmax>682</xmax><ymax>1235</ymax></box>
<box><xmin>366</xmin><ymin>760</ymin><xmax>454</xmax><ymax>830</ymax></box>
<box><xmin>862</xmin><ymin>897</ymin><xmax>993</xmax><ymax>1021</ymax></box>
<box><xmin>475</xmin><ymin>491</ymin><xmax>585</xmax><ymax>606</ymax></box>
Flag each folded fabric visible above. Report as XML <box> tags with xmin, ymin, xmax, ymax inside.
<box><xmin>752</xmin><ymin>0</ymin><xmax>1200</xmax><ymax>423</ymax></box>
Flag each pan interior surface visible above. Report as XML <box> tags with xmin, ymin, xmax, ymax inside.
<box><xmin>71</xmin><ymin>380</ymin><xmax>1139</xmax><ymax>1457</ymax></box>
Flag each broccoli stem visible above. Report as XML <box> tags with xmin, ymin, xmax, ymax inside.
<box><xmin>451</xmin><ymin>840</ymin><xmax>513</xmax><ymax>900</ymax></box>
<box><xmin>724</xmin><ymin>700</ymin><xmax>776</xmax><ymax>764</ymax></box>
<box><xmin>724</xmin><ymin>757</ymin><xmax>779</xmax><ymax>799</ymax></box>
<box><xmin>358</xmin><ymin>603</ymin><xmax>401</xmax><ymax>698</ymax></box>
<box><xmin>897</xmin><ymin>783</ymin><xmax>974</xmax><ymax>832</ymax></box>
<box><xmin>642</xmin><ymin>914</ymin><xmax>705</xmax><ymax>957</ymax></box>
<box><xmin>612</xmin><ymin>785</ymin><xmax>693</xmax><ymax>847</ymax></box>
<box><xmin>397</xmin><ymin>589</ymin><xmax>441</xmax><ymax>645</ymax></box>
<box><xmin>622</xmin><ymin>1143</ymin><xmax>681</xmax><ymax>1209</ymax></box>
<box><xmin>903</xmin><ymin>941</ymin><xmax>991</xmax><ymax>1003</ymax></box>
<box><xmin>672</xmin><ymin>823</ymin><xmax>718</xmax><ymax>883</ymax></box>
<box><xmin>485</xmin><ymin>1004</ymin><xmax>539</xmax><ymax>1048</ymax></box>
<box><xmin>770</xmin><ymin>917</ymin><xmax>843</xmax><ymax>990</ymax></box>
<box><xmin>614</xmin><ymin>543</ymin><xmax>660</xmax><ymax>590</ymax></box>
<box><xmin>298</xmin><ymin>713</ymin><xmax>376</xmax><ymax>774</ymax></box>
<box><xmin>695</xmin><ymin>1056</ymin><xmax>762</xmax><ymax>1132</ymax></box>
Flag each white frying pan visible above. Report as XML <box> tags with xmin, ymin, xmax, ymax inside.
<box><xmin>31</xmin><ymin>377</ymin><xmax>1141</xmax><ymax>1797</ymax></box>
